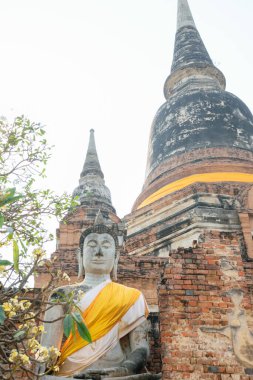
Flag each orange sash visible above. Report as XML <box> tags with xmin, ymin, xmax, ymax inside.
<box><xmin>59</xmin><ymin>282</ymin><xmax>145</xmax><ymax>365</ymax></box>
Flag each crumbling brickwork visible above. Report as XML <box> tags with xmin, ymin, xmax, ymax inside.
<box><xmin>158</xmin><ymin>231</ymin><xmax>253</xmax><ymax>380</ymax></box>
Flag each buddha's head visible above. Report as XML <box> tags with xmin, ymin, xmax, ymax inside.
<box><xmin>78</xmin><ymin>223</ymin><xmax>120</xmax><ymax>280</ymax></box>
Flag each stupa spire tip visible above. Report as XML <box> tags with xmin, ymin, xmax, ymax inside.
<box><xmin>177</xmin><ymin>0</ymin><xmax>196</xmax><ymax>30</ymax></box>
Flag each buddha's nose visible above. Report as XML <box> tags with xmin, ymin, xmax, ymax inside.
<box><xmin>95</xmin><ymin>247</ymin><xmax>103</xmax><ymax>257</ymax></box>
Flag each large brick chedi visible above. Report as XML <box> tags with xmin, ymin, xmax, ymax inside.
<box><xmin>125</xmin><ymin>0</ymin><xmax>253</xmax><ymax>379</ymax></box>
<box><xmin>128</xmin><ymin>0</ymin><xmax>253</xmax><ymax>261</ymax></box>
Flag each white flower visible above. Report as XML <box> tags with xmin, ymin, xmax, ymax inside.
<box><xmin>62</xmin><ymin>272</ymin><xmax>70</xmax><ymax>282</ymax></box>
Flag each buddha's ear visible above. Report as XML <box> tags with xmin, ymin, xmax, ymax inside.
<box><xmin>76</xmin><ymin>248</ymin><xmax>84</xmax><ymax>278</ymax></box>
<box><xmin>112</xmin><ymin>251</ymin><xmax>120</xmax><ymax>281</ymax></box>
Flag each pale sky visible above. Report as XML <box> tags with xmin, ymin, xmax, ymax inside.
<box><xmin>0</xmin><ymin>0</ymin><xmax>253</xmax><ymax>247</ymax></box>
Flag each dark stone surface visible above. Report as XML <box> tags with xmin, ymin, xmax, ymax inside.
<box><xmin>171</xmin><ymin>26</ymin><xmax>213</xmax><ymax>72</ymax></box>
<box><xmin>207</xmin><ymin>366</ymin><xmax>219</xmax><ymax>373</ymax></box>
<box><xmin>43</xmin><ymin>376</ymin><xmax>67</xmax><ymax>380</ymax></box>
<box><xmin>245</xmin><ymin>368</ymin><xmax>253</xmax><ymax>375</ymax></box>
<box><xmin>146</xmin><ymin>89</ymin><xmax>253</xmax><ymax>177</ymax></box>
<box><xmin>185</xmin><ymin>290</ymin><xmax>194</xmax><ymax>296</ymax></box>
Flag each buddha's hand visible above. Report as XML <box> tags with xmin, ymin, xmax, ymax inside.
<box><xmin>85</xmin><ymin>366</ymin><xmax>129</xmax><ymax>378</ymax></box>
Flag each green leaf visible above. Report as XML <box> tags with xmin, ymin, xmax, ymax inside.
<box><xmin>71</xmin><ymin>317</ymin><xmax>76</xmax><ymax>339</ymax></box>
<box><xmin>77</xmin><ymin>320</ymin><xmax>92</xmax><ymax>343</ymax></box>
<box><xmin>0</xmin><ymin>305</ymin><xmax>6</xmax><ymax>325</ymax></box>
<box><xmin>18</xmin><ymin>238</ymin><xmax>28</xmax><ymax>256</ymax></box>
<box><xmin>63</xmin><ymin>314</ymin><xmax>73</xmax><ymax>338</ymax></box>
<box><xmin>71</xmin><ymin>311</ymin><xmax>83</xmax><ymax>324</ymax></box>
<box><xmin>0</xmin><ymin>196</ymin><xmax>21</xmax><ymax>207</ymax></box>
<box><xmin>71</xmin><ymin>312</ymin><xmax>92</xmax><ymax>343</ymax></box>
<box><xmin>0</xmin><ymin>213</ymin><xmax>4</xmax><ymax>228</ymax></box>
<box><xmin>13</xmin><ymin>240</ymin><xmax>19</xmax><ymax>272</ymax></box>
<box><xmin>0</xmin><ymin>260</ymin><xmax>12</xmax><ymax>266</ymax></box>
<box><xmin>7</xmin><ymin>232</ymin><xmax>13</xmax><ymax>241</ymax></box>
<box><xmin>14</xmin><ymin>330</ymin><xmax>26</xmax><ymax>340</ymax></box>
<box><xmin>5</xmin><ymin>188</ymin><xmax>16</xmax><ymax>198</ymax></box>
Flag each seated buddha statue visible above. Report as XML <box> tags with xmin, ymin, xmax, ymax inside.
<box><xmin>40</xmin><ymin>216</ymin><xmax>150</xmax><ymax>379</ymax></box>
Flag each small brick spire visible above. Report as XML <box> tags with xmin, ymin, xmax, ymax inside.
<box><xmin>81</xmin><ymin>129</ymin><xmax>104</xmax><ymax>179</ymax></box>
<box><xmin>73</xmin><ymin>130</ymin><xmax>115</xmax><ymax>213</ymax></box>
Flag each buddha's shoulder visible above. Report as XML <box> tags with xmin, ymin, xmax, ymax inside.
<box><xmin>50</xmin><ymin>282</ymin><xmax>91</xmax><ymax>300</ymax></box>
<box><xmin>112</xmin><ymin>282</ymin><xmax>143</xmax><ymax>294</ymax></box>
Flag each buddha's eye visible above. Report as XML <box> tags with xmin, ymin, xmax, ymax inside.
<box><xmin>87</xmin><ymin>240</ymin><xmax>97</xmax><ymax>248</ymax></box>
<box><xmin>101</xmin><ymin>241</ymin><xmax>111</xmax><ymax>248</ymax></box>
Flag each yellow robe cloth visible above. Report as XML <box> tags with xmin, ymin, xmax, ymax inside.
<box><xmin>59</xmin><ymin>282</ymin><xmax>147</xmax><ymax>366</ymax></box>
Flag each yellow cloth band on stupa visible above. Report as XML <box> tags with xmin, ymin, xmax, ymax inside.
<box><xmin>59</xmin><ymin>282</ymin><xmax>145</xmax><ymax>364</ymax></box>
<box><xmin>138</xmin><ymin>172</ymin><xmax>253</xmax><ymax>209</ymax></box>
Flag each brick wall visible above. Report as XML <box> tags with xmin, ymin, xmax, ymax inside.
<box><xmin>158</xmin><ymin>231</ymin><xmax>253</xmax><ymax>380</ymax></box>
<box><xmin>118</xmin><ymin>255</ymin><xmax>165</xmax><ymax>373</ymax></box>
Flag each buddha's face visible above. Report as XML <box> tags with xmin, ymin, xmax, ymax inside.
<box><xmin>82</xmin><ymin>232</ymin><xmax>116</xmax><ymax>275</ymax></box>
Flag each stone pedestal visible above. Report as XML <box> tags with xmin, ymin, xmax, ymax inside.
<box><xmin>42</xmin><ymin>374</ymin><xmax>161</xmax><ymax>380</ymax></box>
